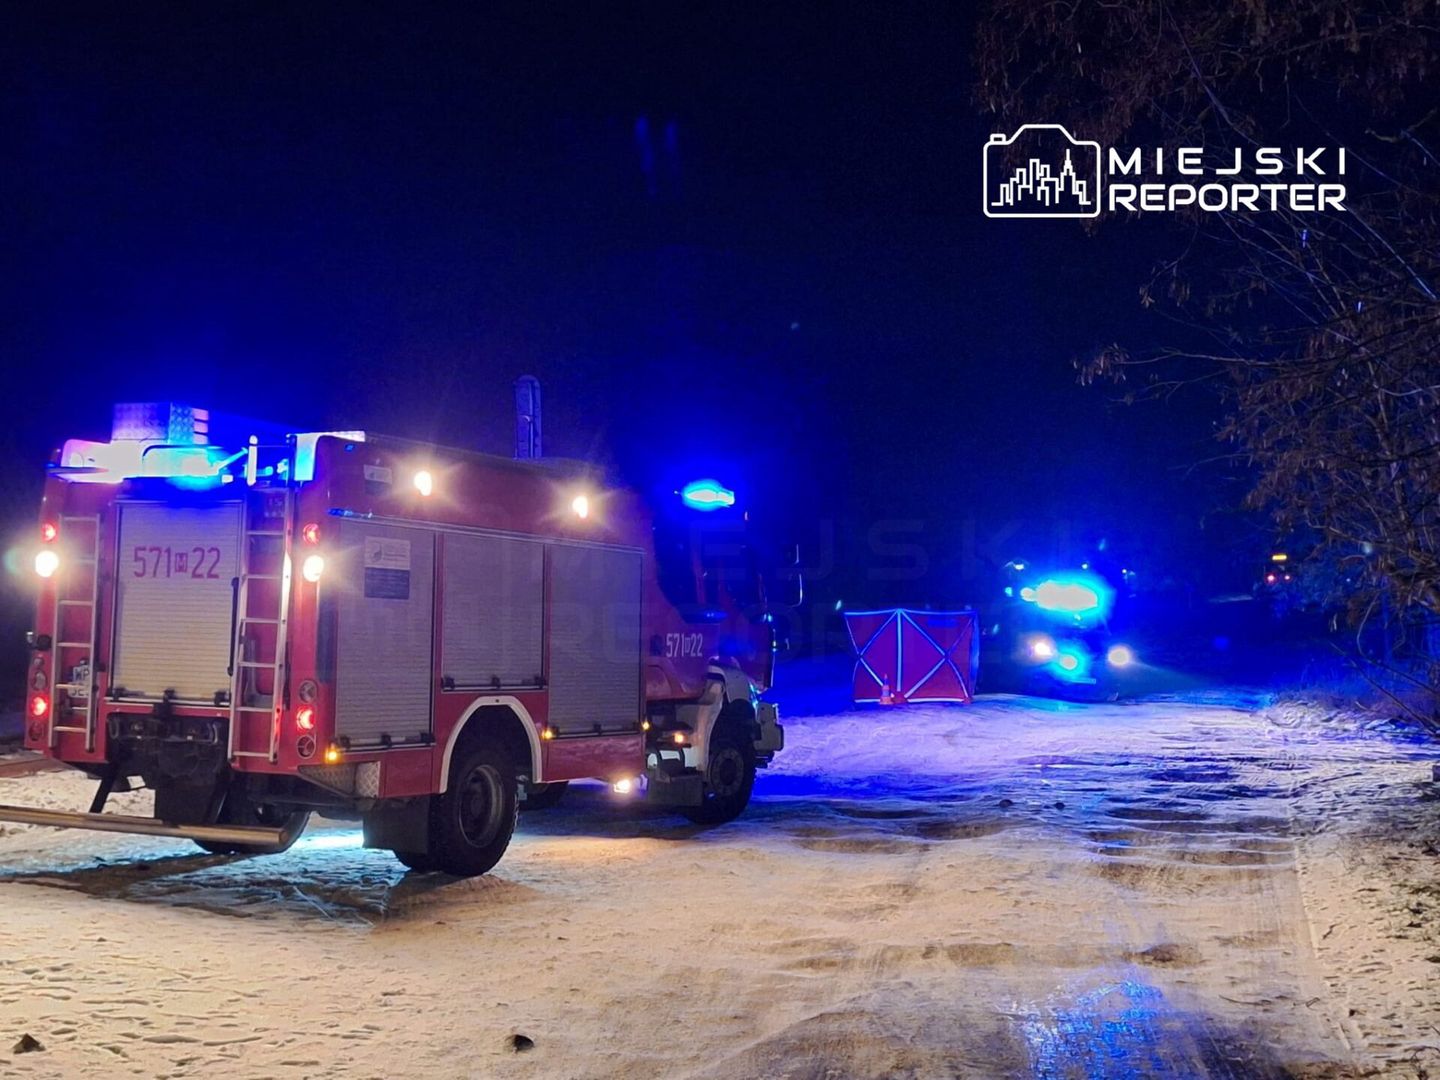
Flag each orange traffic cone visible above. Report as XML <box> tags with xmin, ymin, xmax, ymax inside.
<box><xmin>880</xmin><ymin>677</ymin><xmax>894</xmax><ymax>705</ymax></box>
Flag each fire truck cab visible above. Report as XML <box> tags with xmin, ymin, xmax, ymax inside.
<box><xmin>12</xmin><ymin>403</ymin><xmax>786</xmax><ymax>877</ymax></box>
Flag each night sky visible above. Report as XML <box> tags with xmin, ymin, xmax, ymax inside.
<box><xmin>0</xmin><ymin>4</ymin><xmax>1235</xmax><ymax>686</ymax></box>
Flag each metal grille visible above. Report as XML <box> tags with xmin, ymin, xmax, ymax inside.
<box><xmin>441</xmin><ymin>533</ymin><xmax>544</xmax><ymax>689</ymax></box>
<box><xmin>333</xmin><ymin>521</ymin><xmax>435</xmax><ymax>746</ymax></box>
<box><xmin>547</xmin><ymin>544</ymin><xmax>643</xmax><ymax>734</ymax></box>
<box><xmin>112</xmin><ymin>502</ymin><xmax>243</xmax><ymax>702</ymax></box>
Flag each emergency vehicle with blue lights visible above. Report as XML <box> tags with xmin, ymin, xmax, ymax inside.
<box><xmin>11</xmin><ymin>402</ymin><xmax>786</xmax><ymax>876</ymax></box>
<box><xmin>991</xmin><ymin>560</ymin><xmax>1140</xmax><ymax>698</ymax></box>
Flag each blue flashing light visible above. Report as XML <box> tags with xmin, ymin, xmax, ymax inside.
<box><xmin>1034</xmin><ymin>579</ymin><xmax>1100</xmax><ymax>614</ymax></box>
<box><xmin>141</xmin><ymin>446</ymin><xmax>233</xmax><ymax>491</ymax></box>
<box><xmin>1022</xmin><ymin>572</ymin><xmax>1114</xmax><ymax>622</ymax></box>
<box><xmin>141</xmin><ymin>445</ymin><xmax>220</xmax><ymax>475</ymax></box>
<box><xmin>680</xmin><ymin>478</ymin><xmax>735</xmax><ymax>511</ymax></box>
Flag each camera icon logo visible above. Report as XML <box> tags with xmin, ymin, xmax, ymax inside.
<box><xmin>984</xmin><ymin>124</ymin><xmax>1101</xmax><ymax>219</ymax></box>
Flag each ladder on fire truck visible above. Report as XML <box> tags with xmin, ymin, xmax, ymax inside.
<box><xmin>227</xmin><ymin>490</ymin><xmax>294</xmax><ymax>764</ymax></box>
<box><xmin>49</xmin><ymin>515</ymin><xmax>101</xmax><ymax>751</ymax></box>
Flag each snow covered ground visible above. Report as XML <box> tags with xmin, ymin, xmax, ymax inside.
<box><xmin>0</xmin><ymin>685</ymin><xmax>1435</xmax><ymax>1078</ymax></box>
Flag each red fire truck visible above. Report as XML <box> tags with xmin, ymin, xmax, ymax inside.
<box><xmin>9</xmin><ymin>402</ymin><xmax>787</xmax><ymax>876</ymax></box>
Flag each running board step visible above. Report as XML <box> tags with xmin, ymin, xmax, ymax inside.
<box><xmin>0</xmin><ymin>803</ymin><xmax>287</xmax><ymax>846</ymax></box>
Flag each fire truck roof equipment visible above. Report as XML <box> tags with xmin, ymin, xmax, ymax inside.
<box><xmin>51</xmin><ymin>400</ymin><xmax>366</xmax><ymax>486</ymax></box>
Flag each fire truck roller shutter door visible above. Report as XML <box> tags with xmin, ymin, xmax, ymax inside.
<box><xmin>441</xmin><ymin>533</ymin><xmax>544</xmax><ymax>688</ymax></box>
<box><xmin>333</xmin><ymin>521</ymin><xmax>436</xmax><ymax>747</ymax></box>
<box><xmin>113</xmin><ymin>502</ymin><xmax>243</xmax><ymax>702</ymax></box>
<box><xmin>547</xmin><ymin>544</ymin><xmax>643</xmax><ymax>735</ymax></box>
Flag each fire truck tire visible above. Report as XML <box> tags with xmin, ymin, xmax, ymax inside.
<box><xmin>430</xmin><ymin>741</ymin><xmax>518</xmax><ymax>877</ymax></box>
<box><xmin>393</xmin><ymin>849</ymin><xmax>440</xmax><ymax>872</ymax></box>
<box><xmin>520</xmin><ymin>781</ymin><xmax>569</xmax><ymax>811</ymax></box>
<box><xmin>681</xmin><ymin>724</ymin><xmax>756</xmax><ymax>825</ymax></box>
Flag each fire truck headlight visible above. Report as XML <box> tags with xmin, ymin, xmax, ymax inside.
<box><xmin>571</xmin><ymin>494</ymin><xmax>590</xmax><ymax>519</ymax></box>
<box><xmin>1026</xmin><ymin>634</ymin><xmax>1056</xmax><ymax>661</ymax></box>
<box><xmin>413</xmin><ymin>470</ymin><xmax>434</xmax><ymax>497</ymax></box>
<box><xmin>612</xmin><ymin>777</ymin><xmax>634</xmax><ymax>795</ymax></box>
<box><xmin>301</xmin><ymin>555</ymin><xmax>325</xmax><ymax>583</ymax></box>
<box><xmin>34</xmin><ymin>550</ymin><xmax>59</xmax><ymax>579</ymax></box>
<box><xmin>1106</xmin><ymin>644</ymin><xmax>1135</xmax><ymax>668</ymax></box>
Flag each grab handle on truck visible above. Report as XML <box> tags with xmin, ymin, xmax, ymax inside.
<box><xmin>226</xmin><ymin>576</ymin><xmax>240</xmax><ymax>677</ymax></box>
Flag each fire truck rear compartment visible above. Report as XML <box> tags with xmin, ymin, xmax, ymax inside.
<box><xmin>111</xmin><ymin>502</ymin><xmax>244</xmax><ymax>703</ymax></box>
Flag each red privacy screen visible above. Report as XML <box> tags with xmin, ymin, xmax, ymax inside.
<box><xmin>844</xmin><ymin>608</ymin><xmax>979</xmax><ymax>704</ymax></box>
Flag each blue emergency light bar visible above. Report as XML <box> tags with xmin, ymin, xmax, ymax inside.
<box><xmin>680</xmin><ymin>479</ymin><xmax>736</xmax><ymax>511</ymax></box>
<box><xmin>1034</xmin><ymin>579</ymin><xmax>1101</xmax><ymax>614</ymax></box>
<box><xmin>1021</xmin><ymin>572</ymin><xmax>1114</xmax><ymax>621</ymax></box>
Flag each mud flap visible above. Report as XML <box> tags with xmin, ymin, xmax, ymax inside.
<box><xmin>644</xmin><ymin>770</ymin><xmax>704</xmax><ymax>807</ymax></box>
<box><xmin>363</xmin><ymin>797</ymin><xmax>431</xmax><ymax>852</ymax></box>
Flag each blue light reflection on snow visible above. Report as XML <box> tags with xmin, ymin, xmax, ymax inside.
<box><xmin>1018</xmin><ymin>980</ymin><xmax>1172</xmax><ymax>1078</ymax></box>
<box><xmin>294</xmin><ymin>829</ymin><xmax>364</xmax><ymax>851</ymax></box>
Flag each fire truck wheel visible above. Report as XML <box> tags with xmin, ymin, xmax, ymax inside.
<box><xmin>393</xmin><ymin>849</ymin><xmax>440</xmax><ymax>873</ymax></box>
<box><xmin>431</xmin><ymin>741</ymin><xmax>518</xmax><ymax>876</ymax></box>
<box><xmin>520</xmin><ymin>781</ymin><xmax>569</xmax><ymax>811</ymax></box>
<box><xmin>681</xmin><ymin>725</ymin><xmax>756</xmax><ymax>825</ymax></box>
<box><xmin>195</xmin><ymin>802</ymin><xmax>311</xmax><ymax>856</ymax></box>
